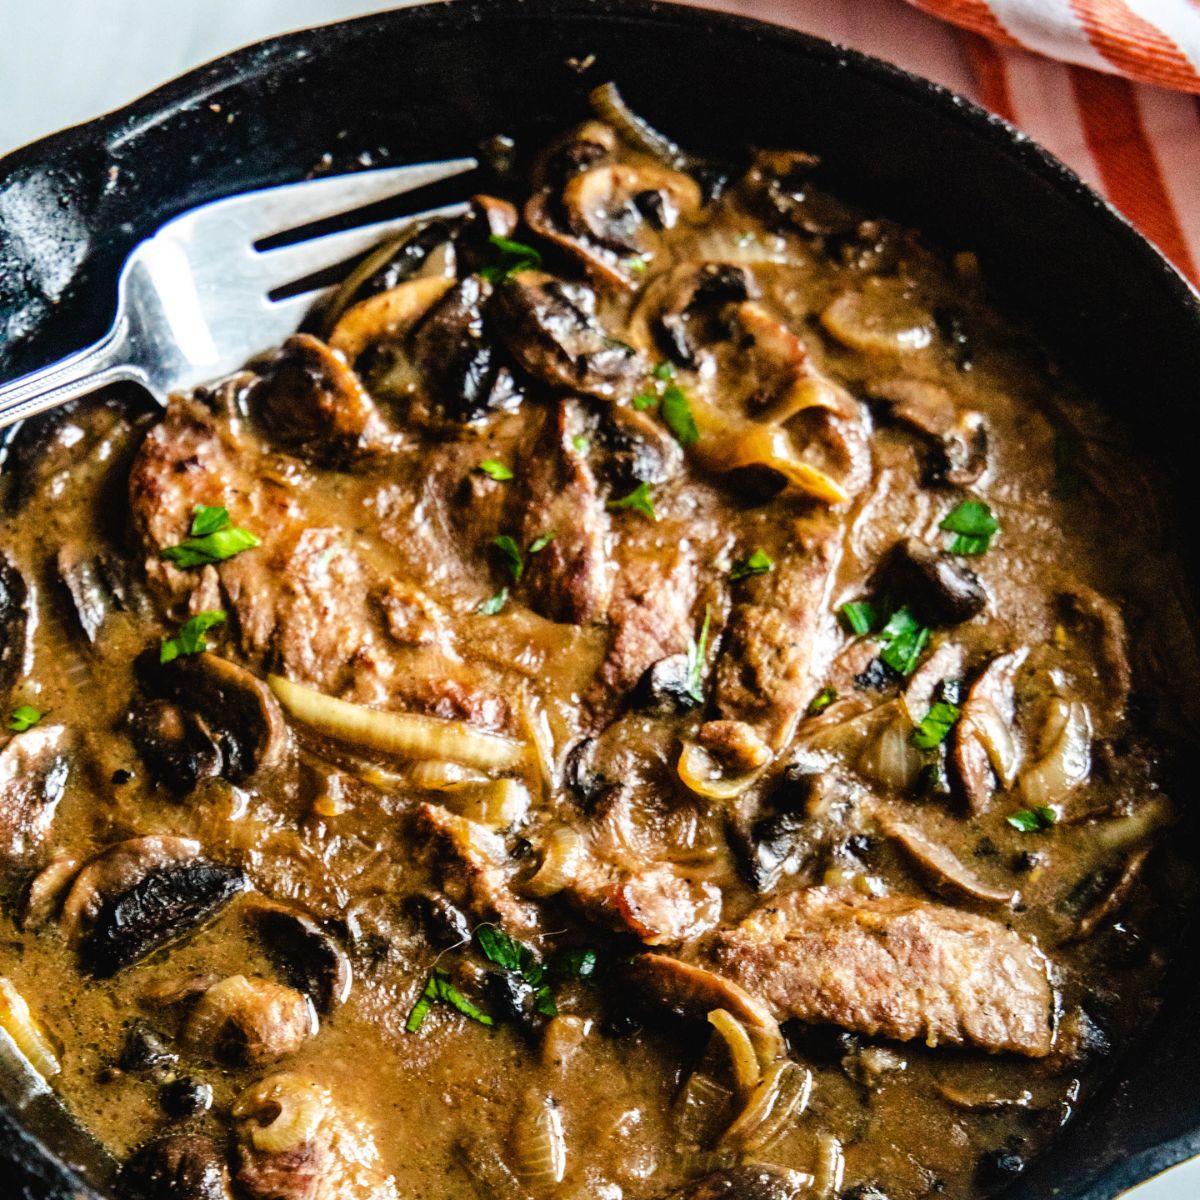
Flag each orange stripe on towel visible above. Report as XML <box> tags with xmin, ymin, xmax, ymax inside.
<box><xmin>958</xmin><ymin>28</ymin><xmax>1016</xmax><ymax>120</ymax></box>
<box><xmin>1071</xmin><ymin>67</ymin><xmax>1198</xmax><ymax>282</ymax></box>
<box><xmin>906</xmin><ymin>0</ymin><xmax>1021</xmax><ymax>48</ymax></box>
<box><xmin>1070</xmin><ymin>0</ymin><xmax>1200</xmax><ymax>93</ymax></box>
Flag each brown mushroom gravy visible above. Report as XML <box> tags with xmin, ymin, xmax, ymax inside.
<box><xmin>1</xmin><ymin>91</ymin><xmax>1196</xmax><ymax>1200</ymax></box>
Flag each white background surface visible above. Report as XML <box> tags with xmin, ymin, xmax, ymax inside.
<box><xmin>1</xmin><ymin>1</ymin><xmax>1197</xmax><ymax>1196</ymax></box>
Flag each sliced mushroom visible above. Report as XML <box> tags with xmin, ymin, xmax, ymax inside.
<box><xmin>322</xmin><ymin>218</ymin><xmax>458</xmax><ymax>339</ymax></box>
<box><xmin>735</xmin><ymin>810</ymin><xmax>812</xmax><ymax>894</ymax></box>
<box><xmin>1071</xmin><ymin>847</ymin><xmax>1150</xmax><ymax>941</ymax></box>
<box><xmin>652</xmin><ymin>262</ymin><xmax>759</xmax><ymax>368</ymax></box>
<box><xmin>1020</xmin><ymin>696</ymin><xmax>1092</xmax><ymax>809</ymax></box>
<box><xmin>866</xmin><ymin>377</ymin><xmax>988</xmax><ymax>485</ymax></box>
<box><xmin>246</xmin><ymin>897</ymin><xmax>353</xmax><ymax>1012</ymax></box>
<box><xmin>60</xmin><ymin>836</ymin><xmax>247</xmax><ymax>976</ymax></box>
<box><xmin>406</xmin><ymin>275</ymin><xmax>522</xmax><ymax>422</ymax></box>
<box><xmin>877</xmin><ymin>813</ymin><xmax>1016</xmax><ymax>905</ymax></box>
<box><xmin>821</xmin><ymin>278</ymin><xmax>935</xmax><ymax>356</ymax></box>
<box><xmin>698</xmin><ymin>720</ymin><xmax>772</xmax><ymax>773</ymax></box>
<box><xmin>595</xmin><ymin>402</ymin><xmax>683</xmax><ymax>488</ymax></box>
<box><xmin>488</xmin><ymin>271</ymin><xmax>647</xmax><ymax>398</ymax></box>
<box><xmin>954</xmin><ymin>650</ymin><xmax>1027</xmax><ymax>812</ymax></box>
<box><xmin>1057</xmin><ymin>584</ymin><xmax>1132</xmax><ymax>728</ymax></box>
<box><xmin>634</xmin><ymin>652</ymin><xmax>698</xmax><ymax>715</ymax></box>
<box><xmin>878</xmin><ymin>538</ymin><xmax>987</xmax><ymax>627</ymax></box>
<box><xmin>564</xmin><ymin>161</ymin><xmax>701</xmax><ymax>249</ymax></box>
<box><xmin>626</xmin><ymin>953</ymin><xmax>776</xmax><ymax>1029</ymax></box>
<box><xmin>184</xmin><ymin>974</ymin><xmax>317</xmax><ymax>1065</ymax></box>
<box><xmin>664</xmin><ymin>1165</ymin><xmax>813</xmax><ymax>1200</ymax></box>
<box><xmin>126</xmin><ymin>700</ymin><xmax>223</xmax><ymax>794</ymax></box>
<box><xmin>138</xmin><ymin>650</ymin><xmax>291</xmax><ymax>782</ymax></box>
<box><xmin>119</xmin><ymin>1133</ymin><xmax>234</xmax><ymax>1200</ymax></box>
<box><xmin>57</xmin><ymin>543</ymin><xmax>152</xmax><ymax>643</ymax></box>
<box><xmin>743</xmin><ymin>149</ymin><xmax>859</xmax><ymax>237</ymax></box>
<box><xmin>524</xmin><ymin>188</ymin><xmax>632</xmax><ymax>290</ymax></box>
<box><xmin>0</xmin><ymin>552</ymin><xmax>28</xmax><ymax>701</ymax></box>
<box><xmin>251</xmin><ymin>333</ymin><xmax>388</xmax><ymax>464</ymax></box>
<box><xmin>901</xmin><ymin>641</ymin><xmax>965</xmax><ymax>724</ymax></box>
<box><xmin>0</xmin><ymin>723</ymin><xmax>72</xmax><ymax>874</ymax></box>
<box><xmin>328</xmin><ymin>274</ymin><xmax>454</xmax><ymax>367</ymax></box>
<box><xmin>21</xmin><ymin>853</ymin><xmax>80</xmax><ymax>929</ymax></box>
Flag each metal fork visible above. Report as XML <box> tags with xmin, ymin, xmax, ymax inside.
<box><xmin>0</xmin><ymin>158</ymin><xmax>477</xmax><ymax>431</ymax></box>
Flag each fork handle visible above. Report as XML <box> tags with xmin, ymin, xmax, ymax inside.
<box><xmin>0</xmin><ymin>317</ymin><xmax>141</xmax><ymax>432</ymax></box>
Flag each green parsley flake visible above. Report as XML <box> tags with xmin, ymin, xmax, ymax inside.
<box><xmin>162</xmin><ymin>508</ymin><xmax>261</xmax><ymax>569</ymax></box>
<box><xmin>528</xmin><ymin>532</ymin><xmax>556</xmax><ymax>555</ymax></box>
<box><xmin>652</xmin><ymin>362</ymin><xmax>676</xmax><ymax>381</ymax></box>
<box><xmin>550</xmin><ymin>948</ymin><xmax>598</xmax><ymax>981</ymax></box>
<box><xmin>684</xmin><ymin>606</ymin><xmax>713</xmax><ymax>705</ymax></box>
<box><xmin>479</xmin><ymin>234</ymin><xmax>542</xmax><ymax>283</ymax></box>
<box><xmin>7</xmin><ymin>705</ymin><xmax>44</xmax><ymax>733</ymax></box>
<box><xmin>479</xmin><ymin>588</ymin><xmax>509</xmax><ymax>615</ymax></box>
<box><xmin>571</xmin><ymin>434</ymin><xmax>590</xmax><ymax>455</ymax></box>
<box><xmin>405</xmin><ymin>968</ymin><xmax>493</xmax><ymax>1033</ymax></box>
<box><xmin>940</xmin><ymin>500</ymin><xmax>999</xmax><ymax>556</ymax></box>
<box><xmin>476</xmin><ymin>927</ymin><xmax>557</xmax><ymax>1017</ymax></box>
<box><xmin>911</xmin><ymin>700</ymin><xmax>962</xmax><ymax>750</ymax></box>
<box><xmin>632</xmin><ymin>391</ymin><xmax>658</xmax><ymax>412</ymax></box>
<box><xmin>1007</xmin><ymin>806</ymin><xmax>1058</xmax><ymax>833</ymax></box>
<box><xmin>625</xmin><ymin>256</ymin><xmax>649</xmax><ymax>273</ymax></box>
<box><xmin>661</xmin><ymin>385</ymin><xmax>699</xmax><ymax>447</ymax></box>
<box><xmin>477</xmin><ymin>459</ymin><xmax>513</xmax><ymax>481</ymax></box>
<box><xmin>189</xmin><ymin>504</ymin><xmax>231</xmax><ymax>536</ymax></box>
<box><xmin>806</xmin><ymin>687</ymin><xmax>837</xmax><ymax>717</ymax></box>
<box><xmin>493</xmin><ymin>535</ymin><xmax>525</xmax><ymax>583</ymax></box>
<box><xmin>160</xmin><ymin>611</ymin><xmax>227</xmax><ymax>664</ymax></box>
<box><xmin>607</xmin><ymin>482</ymin><xmax>657</xmax><ymax>521</ymax></box>
<box><xmin>730</xmin><ymin>549</ymin><xmax>774</xmax><ymax>582</ymax></box>
<box><xmin>878</xmin><ymin>606</ymin><xmax>930</xmax><ymax>677</ymax></box>
<box><xmin>839</xmin><ymin>600</ymin><xmax>878</xmax><ymax>636</ymax></box>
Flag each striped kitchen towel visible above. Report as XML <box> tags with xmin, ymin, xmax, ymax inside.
<box><xmin>906</xmin><ymin>0</ymin><xmax>1200</xmax><ymax>94</ymax></box>
<box><xmin>686</xmin><ymin>0</ymin><xmax>1200</xmax><ymax>285</ymax></box>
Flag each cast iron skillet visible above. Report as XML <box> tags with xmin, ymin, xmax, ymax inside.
<box><xmin>3</xmin><ymin>2</ymin><xmax>1200</xmax><ymax>1197</ymax></box>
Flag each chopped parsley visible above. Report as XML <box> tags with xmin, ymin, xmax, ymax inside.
<box><xmin>477</xmin><ymin>458</ymin><xmax>513</xmax><ymax>481</ymax></box>
<box><xmin>162</xmin><ymin>505</ymin><xmax>260</xmax><ymax>568</ymax></box>
<box><xmin>476</xmin><ymin>927</ymin><xmax>557</xmax><ymax>1017</ymax></box>
<box><xmin>492</xmin><ymin>535</ymin><xmax>525</xmax><ymax>583</ymax></box>
<box><xmin>940</xmin><ymin>499</ymin><xmax>999</xmax><ymax>556</ymax></box>
<box><xmin>479</xmin><ymin>234</ymin><xmax>542</xmax><ymax>283</ymax></box>
<box><xmin>571</xmin><ymin>434</ymin><xmax>590</xmax><ymax>455</ymax></box>
<box><xmin>405</xmin><ymin>968</ymin><xmax>494</xmax><ymax>1032</ymax></box>
<box><xmin>730</xmin><ymin>549</ymin><xmax>774</xmax><ymax>582</ymax></box>
<box><xmin>550</xmin><ymin>947</ymin><xmax>598</xmax><ymax>981</ymax></box>
<box><xmin>478</xmin><ymin>587</ymin><xmax>509</xmax><ymax>615</ymax></box>
<box><xmin>839</xmin><ymin>600</ymin><xmax>879</xmax><ymax>636</ymax></box>
<box><xmin>806</xmin><ymin>686</ymin><xmax>837</xmax><ymax>717</ymax></box>
<box><xmin>632</xmin><ymin>391</ymin><xmax>657</xmax><ymax>412</ymax></box>
<box><xmin>911</xmin><ymin>700</ymin><xmax>962</xmax><ymax>750</ymax></box>
<box><xmin>1007</xmin><ymin>806</ymin><xmax>1058</xmax><ymax>833</ymax></box>
<box><xmin>661</xmin><ymin>384</ymin><xmax>699</xmax><ymax>446</ymax></box>
<box><xmin>625</xmin><ymin>256</ymin><xmax>649</xmax><ymax>273</ymax></box>
<box><xmin>684</xmin><ymin>606</ymin><xmax>713</xmax><ymax>706</ymax></box>
<box><xmin>878</xmin><ymin>606</ymin><xmax>930</xmax><ymax>677</ymax></box>
<box><xmin>607</xmin><ymin>481</ymin><xmax>657</xmax><ymax>521</ymax></box>
<box><xmin>528</xmin><ymin>531</ymin><xmax>556</xmax><ymax>555</ymax></box>
<box><xmin>652</xmin><ymin>361</ymin><xmax>676</xmax><ymax>381</ymax></box>
<box><xmin>7</xmin><ymin>705</ymin><xmax>43</xmax><ymax>733</ymax></box>
<box><xmin>160</xmin><ymin>610</ymin><xmax>226</xmax><ymax>664</ymax></box>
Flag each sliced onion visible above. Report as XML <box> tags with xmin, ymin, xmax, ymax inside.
<box><xmin>707</xmin><ymin>1008</ymin><xmax>761</xmax><ymax>1093</ymax></box>
<box><xmin>820</xmin><ymin>281</ymin><xmax>934</xmax><ymax>355</ymax></box>
<box><xmin>858</xmin><ymin>716</ymin><xmax>925</xmax><ymax>792</ymax></box>
<box><xmin>410</xmin><ymin>760</ymin><xmax>490</xmax><ymax>790</ymax></box>
<box><xmin>968</xmin><ymin>694</ymin><xmax>1022</xmax><ymax>789</ymax></box>
<box><xmin>0</xmin><ymin>978</ymin><xmax>60</xmax><ymax>1079</ymax></box>
<box><xmin>233</xmin><ymin>1073</ymin><xmax>326</xmax><ymax>1153</ymax></box>
<box><xmin>588</xmin><ymin>81</ymin><xmax>691</xmax><ymax>169</ymax></box>
<box><xmin>509</xmin><ymin>1095</ymin><xmax>566</xmax><ymax>1188</ymax></box>
<box><xmin>268</xmin><ymin>675</ymin><xmax>524</xmax><ymax>772</ymax></box>
<box><xmin>813</xmin><ymin>1132</ymin><xmax>846</xmax><ymax>1199</ymax></box>
<box><xmin>525</xmin><ymin>825</ymin><xmax>586</xmax><ymax>897</ymax></box>
<box><xmin>677</xmin><ymin>742</ymin><xmax>764</xmax><ymax>801</ymax></box>
<box><xmin>1020</xmin><ymin>699</ymin><xmax>1092</xmax><ymax>808</ymax></box>
<box><xmin>674</xmin><ymin>1069</ymin><xmax>734</xmax><ymax>1145</ymax></box>
<box><xmin>720</xmin><ymin>1059</ymin><xmax>812</xmax><ymax>1152</ymax></box>
<box><xmin>452</xmin><ymin>779</ymin><xmax>531</xmax><ymax>830</ymax></box>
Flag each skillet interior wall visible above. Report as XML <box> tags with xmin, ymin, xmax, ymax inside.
<box><xmin>3</xmin><ymin>2</ymin><xmax>1200</xmax><ymax>1197</ymax></box>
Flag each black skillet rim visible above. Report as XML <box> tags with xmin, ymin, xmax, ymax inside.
<box><xmin>2</xmin><ymin>2</ymin><xmax>1200</xmax><ymax>1198</ymax></box>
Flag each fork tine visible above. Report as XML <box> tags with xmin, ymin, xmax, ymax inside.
<box><xmin>252</xmin><ymin>287</ymin><xmax>336</xmax><ymax>348</ymax></box>
<box><xmin>203</xmin><ymin>158</ymin><xmax>478</xmax><ymax>241</ymax></box>
<box><xmin>256</xmin><ymin>201</ymin><xmax>470</xmax><ymax>292</ymax></box>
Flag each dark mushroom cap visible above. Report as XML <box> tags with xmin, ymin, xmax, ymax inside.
<box><xmin>137</xmin><ymin>650</ymin><xmax>290</xmax><ymax>782</ymax></box>
<box><xmin>61</xmin><ymin>835</ymin><xmax>247</xmax><ymax>977</ymax></box>
<box><xmin>246</xmin><ymin>897</ymin><xmax>353</xmax><ymax>1012</ymax></box>
<box><xmin>0</xmin><ymin>723</ymin><xmax>72</xmax><ymax>874</ymax></box>
<box><xmin>126</xmin><ymin>699</ymin><xmax>223</xmax><ymax>794</ymax></box>
<box><xmin>0</xmin><ymin>552</ymin><xmax>28</xmax><ymax>702</ymax></box>
<box><xmin>879</xmin><ymin>537</ymin><xmax>988</xmax><ymax>627</ymax></box>
<box><xmin>119</xmin><ymin>1133</ymin><xmax>233</xmax><ymax>1200</ymax></box>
